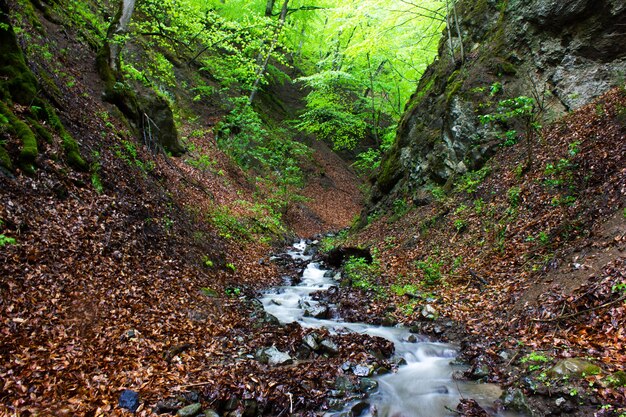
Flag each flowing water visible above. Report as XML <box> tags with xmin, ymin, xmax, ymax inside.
<box><xmin>261</xmin><ymin>241</ymin><xmax>522</xmax><ymax>417</ymax></box>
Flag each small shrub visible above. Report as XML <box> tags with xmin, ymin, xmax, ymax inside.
<box><xmin>344</xmin><ymin>256</ymin><xmax>381</xmax><ymax>292</ymax></box>
<box><xmin>454</xmin><ymin>218</ymin><xmax>467</xmax><ymax>232</ymax></box>
<box><xmin>458</xmin><ymin>166</ymin><xmax>491</xmax><ymax>194</ymax></box>
<box><xmin>0</xmin><ymin>234</ymin><xmax>17</xmax><ymax>246</ymax></box>
<box><xmin>508</xmin><ymin>186</ymin><xmax>521</xmax><ymax>207</ymax></box>
<box><xmin>415</xmin><ymin>257</ymin><xmax>443</xmax><ymax>286</ymax></box>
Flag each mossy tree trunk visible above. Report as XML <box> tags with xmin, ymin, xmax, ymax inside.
<box><xmin>0</xmin><ymin>0</ymin><xmax>87</xmax><ymax>172</ymax></box>
<box><xmin>96</xmin><ymin>0</ymin><xmax>136</xmax><ymax>86</ymax></box>
<box><xmin>96</xmin><ymin>0</ymin><xmax>184</xmax><ymax>156</ymax></box>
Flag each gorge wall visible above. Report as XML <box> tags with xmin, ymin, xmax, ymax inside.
<box><xmin>371</xmin><ymin>0</ymin><xmax>626</xmax><ymax>206</ymax></box>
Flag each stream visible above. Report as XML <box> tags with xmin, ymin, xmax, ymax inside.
<box><xmin>261</xmin><ymin>240</ymin><xmax>523</xmax><ymax>417</ymax></box>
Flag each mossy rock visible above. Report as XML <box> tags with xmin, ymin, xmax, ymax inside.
<box><xmin>27</xmin><ymin>117</ymin><xmax>53</xmax><ymax>143</ymax></box>
<box><xmin>376</xmin><ymin>142</ymin><xmax>403</xmax><ymax>195</ymax></box>
<box><xmin>0</xmin><ymin>102</ymin><xmax>38</xmax><ymax>168</ymax></box>
<box><xmin>62</xmin><ymin>131</ymin><xmax>88</xmax><ymax>171</ymax></box>
<box><xmin>0</xmin><ymin>7</ymin><xmax>38</xmax><ymax>104</ymax></box>
<box><xmin>547</xmin><ymin>358</ymin><xmax>601</xmax><ymax>378</ymax></box>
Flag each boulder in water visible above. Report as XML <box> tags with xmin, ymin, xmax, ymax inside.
<box><xmin>303</xmin><ymin>304</ymin><xmax>330</xmax><ymax>319</ymax></box>
<box><xmin>351</xmin><ymin>401</ymin><xmax>370</xmax><ymax>416</ymax></box>
<box><xmin>353</xmin><ymin>364</ymin><xmax>372</xmax><ymax>377</ymax></box>
<box><xmin>358</xmin><ymin>378</ymin><xmax>378</xmax><ymax>392</ymax></box>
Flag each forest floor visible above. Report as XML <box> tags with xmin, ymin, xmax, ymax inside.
<box><xmin>1</xmin><ymin>4</ymin><xmax>625</xmax><ymax>417</ymax></box>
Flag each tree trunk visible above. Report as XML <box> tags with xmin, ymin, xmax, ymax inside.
<box><xmin>249</xmin><ymin>0</ymin><xmax>289</xmax><ymax>104</ymax></box>
<box><xmin>97</xmin><ymin>0</ymin><xmax>136</xmax><ymax>83</ymax></box>
<box><xmin>451</xmin><ymin>1</ymin><xmax>464</xmax><ymax>63</ymax></box>
<box><xmin>265</xmin><ymin>0</ymin><xmax>276</xmax><ymax>17</ymax></box>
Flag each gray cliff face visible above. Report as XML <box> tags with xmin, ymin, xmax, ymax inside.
<box><xmin>371</xmin><ymin>0</ymin><xmax>626</xmax><ymax>206</ymax></box>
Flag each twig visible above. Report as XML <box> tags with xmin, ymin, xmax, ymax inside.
<box><xmin>506</xmin><ymin>350</ymin><xmax>520</xmax><ymax>368</ymax></box>
<box><xmin>531</xmin><ymin>295</ymin><xmax>626</xmax><ymax>322</ymax></box>
<box><xmin>288</xmin><ymin>392</ymin><xmax>293</xmax><ymax>414</ymax></box>
<box><xmin>444</xmin><ymin>406</ymin><xmax>462</xmax><ymax>415</ymax></box>
<box><xmin>174</xmin><ymin>380</ymin><xmax>215</xmax><ymax>389</ymax></box>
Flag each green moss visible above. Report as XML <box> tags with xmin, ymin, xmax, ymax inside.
<box><xmin>0</xmin><ymin>102</ymin><xmax>38</xmax><ymax>166</ymax></box>
<box><xmin>16</xmin><ymin>119</ymin><xmax>38</xmax><ymax>163</ymax></box>
<box><xmin>62</xmin><ymin>131</ymin><xmax>87</xmax><ymax>171</ymax></box>
<box><xmin>0</xmin><ymin>10</ymin><xmax>38</xmax><ymax>104</ymax></box>
<box><xmin>499</xmin><ymin>60</ymin><xmax>517</xmax><ymax>75</ymax></box>
<box><xmin>0</xmin><ymin>145</ymin><xmax>12</xmax><ymax>170</ymax></box>
<box><xmin>446</xmin><ymin>78</ymin><xmax>464</xmax><ymax>103</ymax></box>
<box><xmin>27</xmin><ymin>117</ymin><xmax>53</xmax><ymax>143</ymax></box>
<box><xmin>377</xmin><ymin>143</ymin><xmax>403</xmax><ymax>194</ymax></box>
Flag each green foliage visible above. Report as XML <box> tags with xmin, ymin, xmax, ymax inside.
<box><xmin>473</xmin><ymin>198</ymin><xmax>485</xmax><ymax>214</ymax></box>
<box><xmin>568</xmin><ymin>141</ymin><xmax>581</xmax><ymax>156</ymax></box>
<box><xmin>454</xmin><ymin>218</ymin><xmax>467</xmax><ymax>232</ymax></box>
<box><xmin>217</xmin><ymin>97</ymin><xmax>310</xmax><ymax>212</ymax></box>
<box><xmin>208</xmin><ymin>206</ymin><xmax>249</xmax><ymax>240</ymax></box>
<box><xmin>521</xmin><ymin>352</ymin><xmax>551</xmax><ymax>371</ymax></box>
<box><xmin>390</xmin><ymin>283</ymin><xmax>420</xmax><ymax>297</ymax></box>
<box><xmin>90</xmin><ymin>151</ymin><xmax>104</xmax><ymax>194</ymax></box>
<box><xmin>429</xmin><ymin>185</ymin><xmax>446</xmax><ymax>201</ymax></box>
<box><xmin>295</xmin><ymin>71</ymin><xmax>367</xmax><ymax>151</ymax></box>
<box><xmin>114</xmin><ymin>139</ymin><xmax>155</xmax><ymax>174</ymax></box>
<box><xmin>507</xmin><ymin>186</ymin><xmax>521</xmax><ymax>207</ymax></box>
<box><xmin>458</xmin><ymin>166</ymin><xmax>492</xmax><ymax>194</ymax></box>
<box><xmin>319</xmin><ymin>230</ymin><xmax>348</xmax><ymax>253</ymax></box>
<box><xmin>499</xmin><ymin>129</ymin><xmax>519</xmax><ymax>147</ymax></box>
<box><xmin>415</xmin><ymin>257</ymin><xmax>443</xmax><ymax>286</ymax></box>
<box><xmin>202</xmin><ymin>255</ymin><xmax>214</xmax><ymax>268</ymax></box>
<box><xmin>0</xmin><ymin>234</ymin><xmax>17</xmax><ymax>247</ymax></box>
<box><xmin>344</xmin><ymin>256</ymin><xmax>381</xmax><ymax>292</ymax></box>
<box><xmin>225</xmin><ymin>286</ymin><xmax>241</xmax><ymax>295</ymax></box>
<box><xmin>479</xmin><ymin>96</ymin><xmax>535</xmax><ymax>125</ymax></box>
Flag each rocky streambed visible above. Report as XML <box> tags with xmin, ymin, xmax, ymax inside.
<box><xmin>261</xmin><ymin>240</ymin><xmax>525</xmax><ymax>417</ymax></box>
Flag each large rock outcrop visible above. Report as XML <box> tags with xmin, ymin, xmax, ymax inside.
<box><xmin>371</xmin><ymin>0</ymin><xmax>626</xmax><ymax>205</ymax></box>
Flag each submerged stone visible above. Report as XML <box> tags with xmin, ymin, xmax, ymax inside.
<box><xmin>359</xmin><ymin>378</ymin><xmax>378</xmax><ymax>392</ymax></box>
